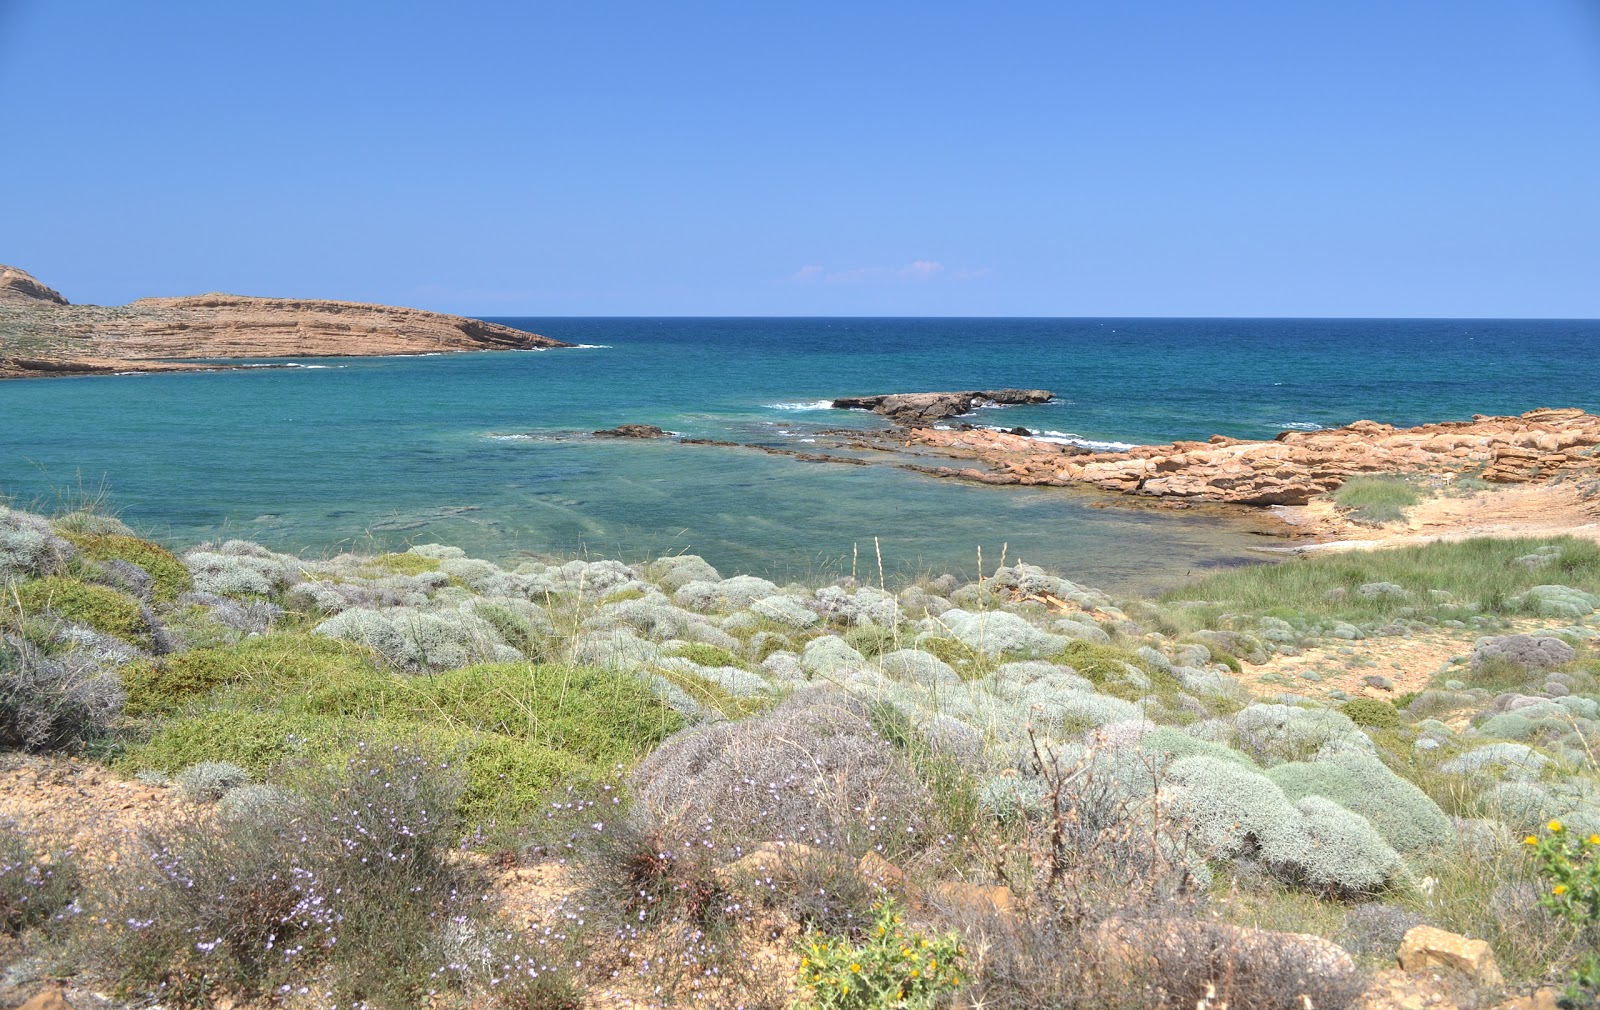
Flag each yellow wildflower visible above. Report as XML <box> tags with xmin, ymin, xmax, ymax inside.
<box><xmin>850</xmin><ymin>963</ymin><xmax>861</xmax><ymax>973</ymax></box>
<box><xmin>1553</xmin><ymin>884</ymin><xmax>1568</xmax><ymax>896</ymax></box>
<box><xmin>1549</xmin><ymin>819</ymin><xmax>1564</xmax><ymax>833</ymax></box>
<box><xmin>1524</xmin><ymin>835</ymin><xmax>1539</xmax><ymax>845</ymax></box>
<box><xmin>1589</xmin><ymin>834</ymin><xmax>1600</xmax><ymax>845</ymax></box>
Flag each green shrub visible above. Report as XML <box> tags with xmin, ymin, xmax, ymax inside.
<box><xmin>13</xmin><ymin>576</ymin><xmax>149</xmax><ymax>647</ymax></box>
<box><xmin>123</xmin><ymin>653</ymin><xmax>673</xmax><ymax>827</ymax></box>
<box><xmin>795</xmin><ymin>900</ymin><xmax>965</xmax><ymax>1010</ymax></box>
<box><xmin>1340</xmin><ymin>697</ymin><xmax>1402</xmax><ymax>732</ymax></box>
<box><xmin>62</xmin><ymin>533</ymin><xmax>192</xmax><ymax>602</ymax></box>
<box><xmin>1054</xmin><ymin>640</ymin><xmax>1180</xmax><ymax>701</ymax></box>
<box><xmin>122</xmin><ymin>708</ymin><xmax>593</xmax><ymax>828</ymax></box>
<box><xmin>365</xmin><ymin>552</ymin><xmax>441</xmax><ymax>576</ymax></box>
<box><xmin>121</xmin><ymin>632</ymin><xmax>384</xmax><ymax>717</ymax></box>
<box><xmin>1333</xmin><ymin>476</ymin><xmax>1421</xmax><ymax>525</ymax></box>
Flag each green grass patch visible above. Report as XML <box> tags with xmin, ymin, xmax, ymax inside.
<box><xmin>121</xmin><ymin>632</ymin><xmax>384</xmax><ymax>717</ymax></box>
<box><xmin>663</xmin><ymin>641</ymin><xmax>745</xmax><ymax>669</ymax></box>
<box><xmin>118</xmin><ymin>625</ymin><xmax>680</xmax><ymax>828</ymax></box>
<box><xmin>1161</xmin><ymin>536</ymin><xmax>1600</xmax><ymax>625</ymax></box>
<box><xmin>364</xmin><ymin>552</ymin><xmax>441</xmax><ymax>576</ymax></box>
<box><xmin>1054</xmin><ymin>640</ymin><xmax>1181</xmax><ymax>701</ymax></box>
<box><xmin>1333</xmin><ymin>475</ymin><xmax>1422</xmax><ymax>525</ymax></box>
<box><xmin>12</xmin><ymin>576</ymin><xmax>149</xmax><ymax>647</ymax></box>
<box><xmin>601</xmin><ymin>586</ymin><xmax>648</xmax><ymax>605</ymax></box>
<box><xmin>62</xmin><ymin>533</ymin><xmax>192</xmax><ymax>602</ymax></box>
<box><xmin>121</xmin><ymin>709</ymin><xmax>592</xmax><ymax>832</ymax></box>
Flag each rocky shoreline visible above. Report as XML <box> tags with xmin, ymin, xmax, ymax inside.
<box><xmin>0</xmin><ymin>264</ymin><xmax>569</xmax><ymax>379</ymax></box>
<box><xmin>889</xmin><ymin>407</ymin><xmax>1600</xmax><ymax>505</ymax></box>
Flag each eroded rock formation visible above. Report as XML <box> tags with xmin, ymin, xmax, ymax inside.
<box><xmin>0</xmin><ymin>265</ymin><xmax>68</xmax><ymax>306</ymax></box>
<box><xmin>896</xmin><ymin>409</ymin><xmax>1600</xmax><ymax>505</ymax></box>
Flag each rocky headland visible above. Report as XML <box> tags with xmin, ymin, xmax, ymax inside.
<box><xmin>0</xmin><ymin>264</ymin><xmax>570</xmax><ymax>378</ymax></box>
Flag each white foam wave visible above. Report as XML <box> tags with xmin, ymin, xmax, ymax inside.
<box><xmin>1273</xmin><ymin>421</ymin><xmax>1324</xmax><ymax>431</ymax></box>
<box><xmin>767</xmin><ymin>400</ymin><xmax>836</xmax><ymax>411</ymax></box>
<box><xmin>568</xmin><ymin>343</ymin><xmax>612</xmax><ymax>349</ymax></box>
<box><xmin>990</xmin><ymin>427</ymin><xmax>1138</xmax><ymax>452</ymax></box>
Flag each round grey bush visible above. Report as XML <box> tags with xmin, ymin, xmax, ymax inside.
<box><xmin>174</xmin><ymin>761</ymin><xmax>251</xmax><ymax>803</ymax></box>
<box><xmin>628</xmin><ymin>688</ymin><xmax>934</xmax><ymax>856</ymax></box>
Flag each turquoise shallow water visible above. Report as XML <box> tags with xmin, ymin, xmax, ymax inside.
<box><xmin>3</xmin><ymin>318</ymin><xmax>1597</xmax><ymax>592</ymax></box>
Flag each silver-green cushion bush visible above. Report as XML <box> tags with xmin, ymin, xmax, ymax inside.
<box><xmin>1050</xmin><ymin>618</ymin><xmax>1112</xmax><ymax>644</ymax></box>
<box><xmin>644</xmin><ymin>554</ymin><xmax>722</xmax><ymax>593</ymax></box>
<box><xmin>812</xmin><ymin>585</ymin><xmax>901</xmax><ymax>627</ymax></box>
<box><xmin>572</xmin><ymin>628</ymin><xmax>662</xmax><ymax>670</ymax></box>
<box><xmin>801</xmin><ymin>636</ymin><xmax>867</xmax><ymax>677</ymax></box>
<box><xmin>629</xmin><ymin>688</ymin><xmax>934</xmax><ymax>854</ymax></box>
<box><xmin>673</xmin><ymin>575</ymin><xmax>780</xmax><ymax>612</ymax></box>
<box><xmin>1233</xmin><ymin>704</ymin><xmax>1369</xmax><ymax>765</ymax></box>
<box><xmin>1292</xmin><ymin>795</ymin><xmax>1408</xmax><ymax>894</ymax></box>
<box><xmin>184</xmin><ymin>548</ymin><xmax>298</xmax><ymax>597</ymax></box>
<box><xmin>0</xmin><ymin>507</ymin><xmax>76</xmax><ymax>581</ymax></box>
<box><xmin>876</xmin><ymin>649</ymin><xmax>962</xmax><ymax>690</ymax></box>
<box><xmin>314</xmin><ymin>607</ymin><xmax>516</xmax><ymax>671</ymax></box>
<box><xmin>1135</xmin><ymin>726</ymin><xmax>1257</xmax><ymax>771</ymax></box>
<box><xmin>751</xmin><ymin>594</ymin><xmax>821</xmax><ymax>629</ymax></box>
<box><xmin>1267</xmin><ymin>752</ymin><xmax>1452</xmax><ymax>853</ymax></box>
<box><xmin>1440</xmin><ymin>742</ymin><xmax>1552</xmax><ymax>779</ymax></box>
<box><xmin>461</xmin><ymin>596</ymin><xmax>555</xmax><ymax>640</ymax></box>
<box><xmin>1165</xmin><ymin>755</ymin><xmax>1404</xmax><ymax>894</ymax></box>
<box><xmin>315</xmin><ymin>608</ymin><xmax>419</xmax><ymax>667</ymax></box>
<box><xmin>409</xmin><ymin>544</ymin><xmax>465</xmax><ymax>560</ymax></box>
<box><xmin>938</xmin><ymin>609</ymin><xmax>1069</xmax><ymax>658</ymax></box>
<box><xmin>174</xmin><ymin>761</ymin><xmax>250</xmax><ymax>802</ymax></box>
<box><xmin>1510</xmin><ymin>585</ymin><xmax>1600</xmax><ymax>620</ymax></box>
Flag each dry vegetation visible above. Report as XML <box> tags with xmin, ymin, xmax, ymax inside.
<box><xmin>3</xmin><ymin>500</ymin><xmax>1599</xmax><ymax>1009</ymax></box>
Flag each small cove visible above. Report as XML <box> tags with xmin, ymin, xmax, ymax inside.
<box><xmin>3</xmin><ymin>317</ymin><xmax>1597</xmax><ymax>594</ymax></box>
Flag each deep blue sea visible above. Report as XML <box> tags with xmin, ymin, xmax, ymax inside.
<box><xmin>4</xmin><ymin>318</ymin><xmax>1597</xmax><ymax>593</ymax></box>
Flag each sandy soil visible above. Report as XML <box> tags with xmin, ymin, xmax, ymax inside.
<box><xmin>1273</xmin><ymin>482</ymin><xmax>1600</xmax><ymax>554</ymax></box>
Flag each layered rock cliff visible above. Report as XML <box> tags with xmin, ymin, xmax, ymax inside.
<box><xmin>0</xmin><ymin>266</ymin><xmax>569</xmax><ymax>378</ymax></box>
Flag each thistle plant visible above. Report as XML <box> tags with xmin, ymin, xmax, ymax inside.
<box><xmin>1525</xmin><ymin>820</ymin><xmax>1600</xmax><ymax>1003</ymax></box>
<box><xmin>795</xmin><ymin>900</ymin><xmax>964</xmax><ymax>1010</ymax></box>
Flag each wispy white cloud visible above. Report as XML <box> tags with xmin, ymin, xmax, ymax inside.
<box><xmin>790</xmin><ymin>260</ymin><xmax>992</xmax><ymax>284</ymax></box>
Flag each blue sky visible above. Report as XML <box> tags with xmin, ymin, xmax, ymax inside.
<box><xmin>2</xmin><ymin>1</ymin><xmax>1598</xmax><ymax>316</ymax></box>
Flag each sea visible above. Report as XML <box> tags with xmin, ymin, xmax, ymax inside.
<box><xmin>3</xmin><ymin>318</ymin><xmax>1597</xmax><ymax>594</ymax></box>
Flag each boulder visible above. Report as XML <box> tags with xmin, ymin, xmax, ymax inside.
<box><xmin>1396</xmin><ymin>925</ymin><xmax>1504</xmax><ymax>988</ymax></box>
<box><xmin>592</xmin><ymin>424</ymin><xmax>667</xmax><ymax>438</ymax></box>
